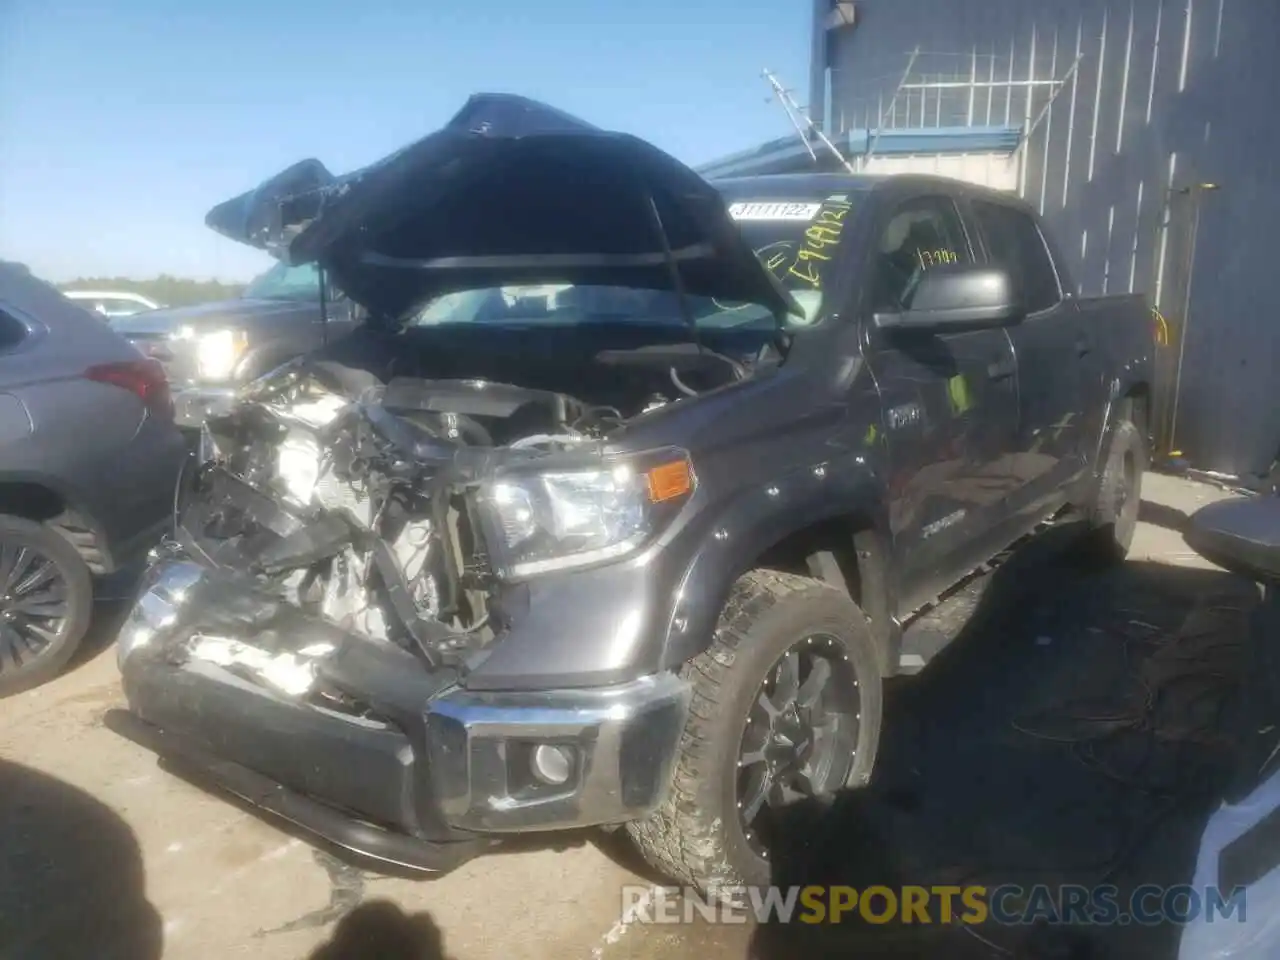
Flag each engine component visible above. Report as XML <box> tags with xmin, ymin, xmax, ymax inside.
<box><xmin>176</xmin><ymin>354</ymin><xmax>680</xmax><ymax>687</ymax></box>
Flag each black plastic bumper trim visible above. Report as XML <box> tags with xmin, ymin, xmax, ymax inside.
<box><xmin>105</xmin><ymin>709</ymin><xmax>493</xmax><ymax>874</ymax></box>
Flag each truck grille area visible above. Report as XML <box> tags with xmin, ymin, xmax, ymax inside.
<box><xmin>143</xmin><ymin>364</ymin><xmax>520</xmax><ymax>705</ymax></box>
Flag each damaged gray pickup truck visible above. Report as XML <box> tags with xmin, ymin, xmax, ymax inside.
<box><xmin>115</xmin><ymin>93</ymin><xmax>1154</xmax><ymax>894</ymax></box>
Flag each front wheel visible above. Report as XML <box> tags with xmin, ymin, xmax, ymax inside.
<box><xmin>627</xmin><ymin>569</ymin><xmax>882</xmax><ymax>893</ymax></box>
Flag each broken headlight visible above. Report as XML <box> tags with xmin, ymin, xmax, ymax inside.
<box><xmin>479</xmin><ymin>451</ymin><xmax>695</xmax><ymax>579</ymax></box>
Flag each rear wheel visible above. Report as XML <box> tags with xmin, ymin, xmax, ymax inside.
<box><xmin>0</xmin><ymin>515</ymin><xmax>93</xmax><ymax>697</ymax></box>
<box><xmin>627</xmin><ymin>570</ymin><xmax>882</xmax><ymax>894</ymax></box>
<box><xmin>1079</xmin><ymin>418</ymin><xmax>1145</xmax><ymax>564</ymax></box>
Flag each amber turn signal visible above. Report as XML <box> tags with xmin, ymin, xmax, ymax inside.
<box><xmin>645</xmin><ymin>458</ymin><xmax>694</xmax><ymax>503</ymax></box>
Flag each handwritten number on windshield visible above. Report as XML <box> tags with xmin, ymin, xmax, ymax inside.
<box><xmin>785</xmin><ymin>198</ymin><xmax>852</xmax><ymax>288</ymax></box>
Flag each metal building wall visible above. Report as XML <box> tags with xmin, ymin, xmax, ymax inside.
<box><xmin>860</xmin><ymin>152</ymin><xmax>1020</xmax><ymax>191</ymax></box>
<box><xmin>815</xmin><ymin>0</ymin><xmax>1280</xmax><ymax>482</ymax></box>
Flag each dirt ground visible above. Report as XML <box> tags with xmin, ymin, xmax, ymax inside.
<box><xmin>0</xmin><ymin>473</ymin><xmax>1260</xmax><ymax>960</ymax></box>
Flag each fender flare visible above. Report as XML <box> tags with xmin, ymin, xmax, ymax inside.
<box><xmin>657</xmin><ymin>453</ymin><xmax>895</xmax><ymax>672</ymax></box>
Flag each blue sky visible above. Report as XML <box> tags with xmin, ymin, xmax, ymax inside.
<box><xmin>0</xmin><ymin>0</ymin><xmax>810</xmax><ymax>283</ymax></box>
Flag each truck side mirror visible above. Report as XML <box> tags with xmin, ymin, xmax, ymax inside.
<box><xmin>874</xmin><ymin>264</ymin><xmax>1023</xmax><ymax>332</ymax></box>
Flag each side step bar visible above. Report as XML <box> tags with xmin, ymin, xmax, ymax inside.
<box><xmin>897</xmin><ymin>515</ymin><xmax>1060</xmax><ymax>675</ymax></box>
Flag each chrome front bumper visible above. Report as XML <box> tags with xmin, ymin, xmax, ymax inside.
<box><xmin>116</xmin><ymin>559</ymin><xmax>691</xmax><ymax>846</ymax></box>
<box><xmin>423</xmin><ymin>672</ymin><xmax>690</xmax><ymax>833</ymax></box>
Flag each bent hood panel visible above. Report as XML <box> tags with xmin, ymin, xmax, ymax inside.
<box><xmin>204</xmin><ymin>93</ymin><xmax>794</xmax><ymax>321</ymax></box>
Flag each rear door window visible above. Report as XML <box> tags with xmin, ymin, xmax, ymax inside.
<box><xmin>970</xmin><ymin>200</ymin><xmax>1062</xmax><ymax>314</ymax></box>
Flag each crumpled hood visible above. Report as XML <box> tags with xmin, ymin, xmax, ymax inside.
<box><xmin>204</xmin><ymin>93</ymin><xmax>796</xmax><ymax>322</ymax></box>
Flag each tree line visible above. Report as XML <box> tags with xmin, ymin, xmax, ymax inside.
<box><xmin>59</xmin><ymin>275</ymin><xmax>247</xmax><ymax>307</ymax></box>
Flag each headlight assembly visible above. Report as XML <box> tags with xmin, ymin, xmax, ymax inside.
<box><xmin>191</xmin><ymin>328</ymin><xmax>249</xmax><ymax>381</ymax></box>
<box><xmin>479</xmin><ymin>452</ymin><xmax>695</xmax><ymax>579</ymax></box>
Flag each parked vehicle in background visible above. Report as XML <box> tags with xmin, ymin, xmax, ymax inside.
<box><xmin>113</xmin><ymin>95</ymin><xmax>1154</xmax><ymax>894</ymax></box>
<box><xmin>109</xmin><ymin>261</ymin><xmax>358</xmax><ymax>440</ymax></box>
<box><xmin>64</xmin><ymin>289</ymin><xmax>162</xmax><ymax>318</ymax></box>
<box><xmin>1179</xmin><ymin>496</ymin><xmax>1280</xmax><ymax>960</ymax></box>
<box><xmin>0</xmin><ymin>262</ymin><xmax>187</xmax><ymax>696</ymax></box>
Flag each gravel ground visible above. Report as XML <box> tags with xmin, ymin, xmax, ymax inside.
<box><xmin>0</xmin><ymin>472</ymin><xmax>1251</xmax><ymax>960</ymax></box>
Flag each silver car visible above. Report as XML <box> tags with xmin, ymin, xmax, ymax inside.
<box><xmin>0</xmin><ymin>262</ymin><xmax>187</xmax><ymax>695</ymax></box>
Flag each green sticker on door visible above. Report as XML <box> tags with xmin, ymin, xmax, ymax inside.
<box><xmin>947</xmin><ymin>374</ymin><xmax>974</xmax><ymax>415</ymax></box>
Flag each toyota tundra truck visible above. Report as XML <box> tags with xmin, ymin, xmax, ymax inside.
<box><xmin>112</xmin><ymin>93</ymin><xmax>1153</xmax><ymax>895</ymax></box>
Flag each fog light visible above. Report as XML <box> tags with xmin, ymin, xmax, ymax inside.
<box><xmin>531</xmin><ymin>744</ymin><xmax>574</xmax><ymax>785</ymax></box>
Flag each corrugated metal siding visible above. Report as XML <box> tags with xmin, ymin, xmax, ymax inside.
<box><xmin>861</xmin><ymin>152</ymin><xmax>1021</xmax><ymax>191</ymax></box>
<box><xmin>818</xmin><ymin>0</ymin><xmax>1280</xmax><ymax>480</ymax></box>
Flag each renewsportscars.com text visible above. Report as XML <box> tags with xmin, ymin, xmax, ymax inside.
<box><xmin>621</xmin><ymin>884</ymin><xmax>1247</xmax><ymax>927</ymax></box>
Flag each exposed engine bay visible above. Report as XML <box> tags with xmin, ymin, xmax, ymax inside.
<box><xmin>164</xmin><ymin>341</ymin><xmax>747</xmax><ymax>698</ymax></box>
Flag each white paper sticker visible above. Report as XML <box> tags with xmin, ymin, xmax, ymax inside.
<box><xmin>727</xmin><ymin>201</ymin><xmax>822</xmax><ymax>222</ymax></box>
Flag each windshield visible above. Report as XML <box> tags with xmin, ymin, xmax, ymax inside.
<box><xmin>725</xmin><ymin>192</ymin><xmax>857</xmax><ymax>326</ymax></box>
<box><xmin>242</xmin><ymin>261</ymin><xmax>321</xmax><ymax>301</ymax></box>
<box><xmin>411</xmin><ymin>284</ymin><xmax>780</xmax><ymax>331</ymax></box>
<box><xmin>409</xmin><ymin>192</ymin><xmax>859</xmax><ymax>332</ymax></box>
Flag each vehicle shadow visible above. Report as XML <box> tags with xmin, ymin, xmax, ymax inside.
<box><xmin>0</xmin><ymin>758</ymin><xmax>163</xmax><ymax>960</ymax></box>
<box><xmin>749</xmin><ymin>523</ymin><xmax>1260</xmax><ymax>960</ymax></box>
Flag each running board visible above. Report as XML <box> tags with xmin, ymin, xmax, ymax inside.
<box><xmin>898</xmin><ymin>571</ymin><xmax>998</xmax><ymax>674</ymax></box>
<box><xmin>897</xmin><ymin>515</ymin><xmax>1059</xmax><ymax>675</ymax></box>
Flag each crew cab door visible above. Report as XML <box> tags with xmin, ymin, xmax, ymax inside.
<box><xmin>967</xmin><ymin>198</ymin><xmax>1090</xmax><ymax>518</ymax></box>
<box><xmin>859</xmin><ymin>193</ymin><xmax>1021</xmax><ymax>612</ymax></box>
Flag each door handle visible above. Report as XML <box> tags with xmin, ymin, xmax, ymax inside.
<box><xmin>987</xmin><ymin>356</ymin><xmax>1016</xmax><ymax>380</ymax></box>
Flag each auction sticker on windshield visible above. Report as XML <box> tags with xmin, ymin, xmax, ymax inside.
<box><xmin>728</xmin><ymin>201</ymin><xmax>823</xmax><ymax>221</ymax></box>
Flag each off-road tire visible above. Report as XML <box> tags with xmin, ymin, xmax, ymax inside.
<box><xmin>0</xmin><ymin>514</ymin><xmax>94</xmax><ymax>698</ymax></box>
<box><xmin>626</xmin><ymin>569</ymin><xmax>882</xmax><ymax>894</ymax></box>
<box><xmin>1079</xmin><ymin>418</ymin><xmax>1145</xmax><ymax>564</ymax></box>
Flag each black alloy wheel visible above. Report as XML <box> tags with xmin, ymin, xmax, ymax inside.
<box><xmin>736</xmin><ymin>633</ymin><xmax>862</xmax><ymax>858</ymax></box>
<box><xmin>626</xmin><ymin>570</ymin><xmax>883</xmax><ymax>894</ymax></box>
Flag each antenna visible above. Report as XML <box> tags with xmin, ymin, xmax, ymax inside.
<box><xmin>762</xmin><ymin>69</ymin><xmax>857</xmax><ymax>175</ymax></box>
